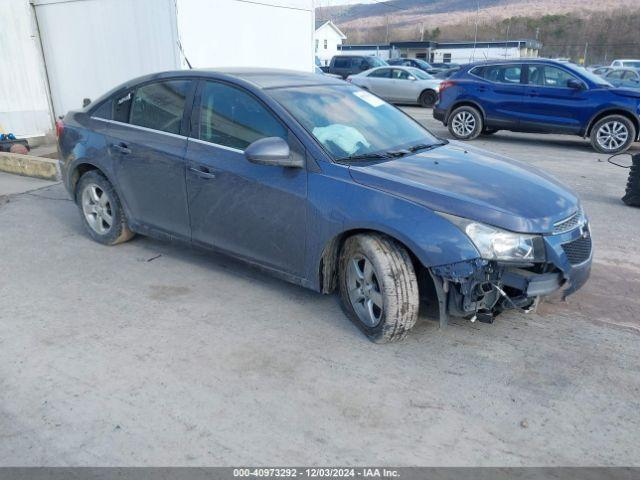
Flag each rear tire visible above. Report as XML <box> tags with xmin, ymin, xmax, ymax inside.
<box><xmin>590</xmin><ymin>115</ymin><xmax>635</xmax><ymax>154</ymax></box>
<box><xmin>339</xmin><ymin>234</ymin><xmax>419</xmax><ymax>343</ymax></box>
<box><xmin>448</xmin><ymin>105</ymin><xmax>483</xmax><ymax>140</ymax></box>
<box><xmin>419</xmin><ymin>90</ymin><xmax>437</xmax><ymax>108</ymax></box>
<box><xmin>76</xmin><ymin>170</ymin><xmax>135</xmax><ymax>246</ymax></box>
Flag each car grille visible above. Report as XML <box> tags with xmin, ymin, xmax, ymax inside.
<box><xmin>553</xmin><ymin>212</ymin><xmax>581</xmax><ymax>235</ymax></box>
<box><xmin>562</xmin><ymin>235</ymin><xmax>592</xmax><ymax>265</ymax></box>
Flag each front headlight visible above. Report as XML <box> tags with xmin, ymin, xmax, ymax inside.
<box><xmin>438</xmin><ymin>212</ymin><xmax>546</xmax><ymax>263</ymax></box>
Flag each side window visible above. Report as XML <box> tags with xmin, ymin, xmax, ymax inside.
<box><xmin>393</xmin><ymin>69</ymin><xmax>411</xmax><ymax>80</ymax></box>
<box><xmin>529</xmin><ymin>66</ymin><xmax>577</xmax><ymax>87</ymax></box>
<box><xmin>130</xmin><ymin>80</ymin><xmax>191</xmax><ymax>134</ymax></box>
<box><xmin>476</xmin><ymin>65</ymin><xmax>522</xmax><ymax>84</ymax></box>
<box><xmin>606</xmin><ymin>70</ymin><xmax>624</xmax><ymax>80</ymax></box>
<box><xmin>198</xmin><ymin>81</ymin><xmax>287</xmax><ymax>151</ymax></box>
<box><xmin>623</xmin><ymin>70</ymin><xmax>638</xmax><ymax>80</ymax></box>
<box><xmin>368</xmin><ymin>68</ymin><xmax>391</xmax><ymax>78</ymax></box>
<box><xmin>113</xmin><ymin>91</ymin><xmax>133</xmax><ymax>123</ymax></box>
<box><xmin>334</xmin><ymin>57</ymin><xmax>350</xmax><ymax>69</ymax></box>
<box><xmin>92</xmin><ymin>100</ymin><xmax>112</xmax><ymax>120</ymax></box>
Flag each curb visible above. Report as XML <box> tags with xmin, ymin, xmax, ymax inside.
<box><xmin>0</xmin><ymin>152</ymin><xmax>60</xmax><ymax>181</ymax></box>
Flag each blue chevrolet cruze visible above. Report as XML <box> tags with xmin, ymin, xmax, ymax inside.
<box><xmin>58</xmin><ymin>69</ymin><xmax>592</xmax><ymax>343</ymax></box>
<box><xmin>434</xmin><ymin>59</ymin><xmax>640</xmax><ymax>153</ymax></box>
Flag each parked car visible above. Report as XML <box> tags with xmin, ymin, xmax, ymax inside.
<box><xmin>347</xmin><ymin>66</ymin><xmax>441</xmax><ymax>107</ymax></box>
<box><xmin>58</xmin><ymin>68</ymin><xmax>591</xmax><ymax>343</ymax></box>
<box><xmin>603</xmin><ymin>68</ymin><xmax>640</xmax><ymax>89</ymax></box>
<box><xmin>611</xmin><ymin>59</ymin><xmax>640</xmax><ymax>68</ymax></box>
<box><xmin>434</xmin><ymin>59</ymin><xmax>640</xmax><ymax>154</ymax></box>
<box><xmin>322</xmin><ymin>55</ymin><xmax>387</xmax><ymax>79</ymax></box>
<box><xmin>387</xmin><ymin>57</ymin><xmax>441</xmax><ymax>74</ymax></box>
<box><xmin>430</xmin><ymin>62</ymin><xmax>460</xmax><ymax>70</ymax></box>
<box><xmin>591</xmin><ymin>66</ymin><xmax>614</xmax><ymax>77</ymax></box>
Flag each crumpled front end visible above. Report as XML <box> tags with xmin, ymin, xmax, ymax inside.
<box><xmin>429</xmin><ymin>211</ymin><xmax>592</xmax><ymax>326</ymax></box>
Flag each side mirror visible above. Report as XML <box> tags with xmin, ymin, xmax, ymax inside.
<box><xmin>82</xmin><ymin>98</ymin><xmax>92</xmax><ymax>107</ymax></box>
<box><xmin>360</xmin><ymin>64</ymin><xmax>369</xmax><ymax>71</ymax></box>
<box><xmin>408</xmin><ymin>76</ymin><xmax>417</xmax><ymax>81</ymax></box>
<box><xmin>245</xmin><ymin>137</ymin><xmax>302</xmax><ymax>168</ymax></box>
<box><xmin>567</xmin><ymin>79</ymin><xmax>585</xmax><ymax>90</ymax></box>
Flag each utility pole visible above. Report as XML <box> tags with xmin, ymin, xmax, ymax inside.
<box><xmin>504</xmin><ymin>18</ymin><xmax>510</xmax><ymax>59</ymax></box>
<box><xmin>583</xmin><ymin>42</ymin><xmax>589</xmax><ymax>66</ymax></box>
<box><xmin>472</xmin><ymin>0</ymin><xmax>480</xmax><ymax>62</ymax></box>
<box><xmin>386</xmin><ymin>16</ymin><xmax>390</xmax><ymax>44</ymax></box>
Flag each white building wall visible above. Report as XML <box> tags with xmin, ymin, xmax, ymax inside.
<box><xmin>178</xmin><ymin>0</ymin><xmax>314</xmax><ymax>71</ymax></box>
<box><xmin>431</xmin><ymin>46</ymin><xmax>530</xmax><ymax>64</ymax></box>
<box><xmin>314</xmin><ymin>24</ymin><xmax>343</xmax><ymax>66</ymax></box>
<box><xmin>33</xmin><ymin>0</ymin><xmax>181</xmax><ymax>119</ymax></box>
<box><xmin>0</xmin><ymin>0</ymin><xmax>52</xmax><ymax>138</ymax></box>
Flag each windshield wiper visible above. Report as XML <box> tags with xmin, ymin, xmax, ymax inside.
<box><xmin>407</xmin><ymin>141</ymin><xmax>447</xmax><ymax>153</ymax></box>
<box><xmin>337</xmin><ymin>152</ymin><xmax>392</xmax><ymax>162</ymax></box>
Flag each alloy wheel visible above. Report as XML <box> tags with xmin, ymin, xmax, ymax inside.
<box><xmin>451</xmin><ymin>111</ymin><xmax>476</xmax><ymax>137</ymax></box>
<box><xmin>81</xmin><ymin>184</ymin><xmax>113</xmax><ymax>235</ymax></box>
<box><xmin>346</xmin><ymin>254</ymin><xmax>384</xmax><ymax>327</ymax></box>
<box><xmin>596</xmin><ymin>121</ymin><xmax>629</xmax><ymax>151</ymax></box>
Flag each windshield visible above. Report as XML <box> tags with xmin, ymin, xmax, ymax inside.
<box><xmin>622</xmin><ymin>61</ymin><xmax>640</xmax><ymax>68</ymax></box>
<box><xmin>368</xmin><ymin>57</ymin><xmax>388</xmax><ymax>67</ymax></box>
<box><xmin>565</xmin><ymin>63</ymin><xmax>612</xmax><ymax>87</ymax></box>
<box><xmin>407</xmin><ymin>68</ymin><xmax>432</xmax><ymax>80</ymax></box>
<box><xmin>413</xmin><ymin>58</ymin><xmax>432</xmax><ymax>69</ymax></box>
<box><xmin>270</xmin><ymin>84</ymin><xmax>440</xmax><ymax>160</ymax></box>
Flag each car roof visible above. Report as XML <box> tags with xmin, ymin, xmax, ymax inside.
<box><xmin>464</xmin><ymin>58</ymin><xmax>573</xmax><ymax>68</ymax></box>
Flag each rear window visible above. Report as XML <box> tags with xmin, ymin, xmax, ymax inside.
<box><xmin>92</xmin><ymin>100</ymin><xmax>112</xmax><ymax>120</ymax></box>
<box><xmin>129</xmin><ymin>80</ymin><xmax>191</xmax><ymax>134</ymax></box>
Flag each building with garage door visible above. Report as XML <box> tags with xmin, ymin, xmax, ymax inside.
<box><xmin>0</xmin><ymin>0</ymin><xmax>315</xmax><ymax>141</ymax></box>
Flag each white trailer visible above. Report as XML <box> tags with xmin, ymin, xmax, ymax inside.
<box><xmin>0</xmin><ymin>0</ymin><xmax>315</xmax><ymax>139</ymax></box>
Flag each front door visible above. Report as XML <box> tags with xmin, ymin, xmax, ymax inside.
<box><xmin>108</xmin><ymin>80</ymin><xmax>193</xmax><ymax>238</ymax></box>
<box><xmin>520</xmin><ymin>64</ymin><xmax>589</xmax><ymax>134</ymax></box>
<box><xmin>184</xmin><ymin>80</ymin><xmax>308</xmax><ymax>277</ymax></box>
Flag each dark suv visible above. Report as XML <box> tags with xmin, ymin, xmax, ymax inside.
<box><xmin>434</xmin><ymin>59</ymin><xmax>640</xmax><ymax>153</ymax></box>
<box><xmin>323</xmin><ymin>55</ymin><xmax>387</xmax><ymax>79</ymax></box>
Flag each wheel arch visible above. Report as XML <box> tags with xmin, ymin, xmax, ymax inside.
<box><xmin>585</xmin><ymin>109</ymin><xmax>640</xmax><ymax>139</ymax></box>
<box><xmin>445</xmin><ymin>100</ymin><xmax>486</xmax><ymax>125</ymax></box>
<box><xmin>318</xmin><ymin>228</ymin><xmax>424</xmax><ymax>295</ymax></box>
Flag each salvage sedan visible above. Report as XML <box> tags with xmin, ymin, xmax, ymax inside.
<box><xmin>58</xmin><ymin>68</ymin><xmax>592</xmax><ymax>343</ymax></box>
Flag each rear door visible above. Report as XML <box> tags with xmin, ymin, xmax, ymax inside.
<box><xmin>332</xmin><ymin>57</ymin><xmax>352</xmax><ymax>78</ymax></box>
<box><xmin>468</xmin><ymin>64</ymin><xmax>525</xmax><ymax>129</ymax></box>
<box><xmin>107</xmin><ymin>79</ymin><xmax>194</xmax><ymax>238</ymax></box>
<box><xmin>389</xmin><ymin>69</ymin><xmax>417</xmax><ymax>102</ymax></box>
<box><xmin>521</xmin><ymin>64</ymin><xmax>590</xmax><ymax>134</ymax></box>
<box><xmin>363</xmin><ymin>68</ymin><xmax>393</xmax><ymax>98</ymax></box>
<box><xmin>184</xmin><ymin>80</ymin><xmax>308</xmax><ymax>276</ymax></box>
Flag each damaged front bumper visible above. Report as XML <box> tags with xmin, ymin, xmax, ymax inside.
<box><xmin>429</xmin><ymin>221</ymin><xmax>592</xmax><ymax>327</ymax></box>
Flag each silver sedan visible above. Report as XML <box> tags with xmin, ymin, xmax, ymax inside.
<box><xmin>347</xmin><ymin>66</ymin><xmax>442</xmax><ymax>107</ymax></box>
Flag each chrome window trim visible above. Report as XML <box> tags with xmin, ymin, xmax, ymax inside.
<box><xmin>90</xmin><ymin>117</ymin><xmax>187</xmax><ymax>140</ymax></box>
<box><xmin>188</xmin><ymin>137</ymin><xmax>245</xmax><ymax>154</ymax></box>
<box><xmin>91</xmin><ymin>117</ymin><xmax>245</xmax><ymax>153</ymax></box>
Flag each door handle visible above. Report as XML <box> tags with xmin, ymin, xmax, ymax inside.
<box><xmin>111</xmin><ymin>142</ymin><xmax>131</xmax><ymax>155</ymax></box>
<box><xmin>528</xmin><ymin>90</ymin><xmax>539</xmax><ymax>97</ymax></box>
<box><xmin>189</xmin><ymin>165</ymin><xmax>217</xmax><ymax>179</ymax></box>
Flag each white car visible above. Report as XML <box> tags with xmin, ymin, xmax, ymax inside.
<box><xmin>611</xmin><ymin>59</ymin><xmax>640</xmax><ymax>68</ymax></box>
<box><xmin>347</xmin><ymin>66</ymin><xmax>442</xmax><ymax>107</ymax></box>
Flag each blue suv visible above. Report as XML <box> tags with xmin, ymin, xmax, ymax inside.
<box><xmin>434</xmin><ymin>59</ymin><xmax>640</xmax><ymax>153</ymax></box>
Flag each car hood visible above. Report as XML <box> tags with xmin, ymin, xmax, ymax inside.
<box><xmin>348</xmin><ymin>142</ymin><xmax>579</xmax><ymax>234</ymax></box>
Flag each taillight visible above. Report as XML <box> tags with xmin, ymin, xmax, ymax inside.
<box><xmin>55</xmin><ymin>118</ymin><xmax>64</xmax><ymax>138</ymax></box>
<box><xmin>439</xmin><ymin>80</ymin><xmax>455</xmax><ymax>93</ymax></box>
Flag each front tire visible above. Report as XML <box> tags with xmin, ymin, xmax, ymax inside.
<box><xmin>590</xmin><ymin>115</ymin><xmax>636</xmax><ymax>154</ymax></box>
<box><xmin>339</xmin><ymin>234</ymin><xmax>419</xmax><ymax>343</ymax></box>
<box><xmin>448</xmin><ymin>105</ymin><xmax>483</xmax><ymax>140</ymax></box>
<box><xmin>76</xmin><ymin>170</ymin><xmax>135</xmax><ymax>245</ymax></box>
<box><xmin>419</xmin><ymin>90</ymin><xmax>437</xmax><ymax>108</ymax></box>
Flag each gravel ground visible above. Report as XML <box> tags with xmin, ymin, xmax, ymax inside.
<box><xmin>0</xmin><ymin>108</ymin><xmax>638</xmax><ymax>466</ymax></box>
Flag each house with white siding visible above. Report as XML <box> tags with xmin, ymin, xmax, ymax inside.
<box><xmin>314</xmin><ymin>20</ymin><xmax>347</xmax><ymax>66</ymax></box>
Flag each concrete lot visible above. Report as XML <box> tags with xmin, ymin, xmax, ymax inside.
<box><xmin>0</xmin><ymin>109</ymin><xmax>639</xmax><ymax>466</ymax></box>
